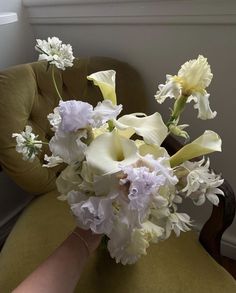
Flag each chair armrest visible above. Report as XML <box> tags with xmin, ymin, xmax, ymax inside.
<box><xmin>199</xmin><ymin>181</ymin><xmax>236</xmax><ymax>264</ymax></box>
<box><xmin>162</xmin><ymin>135</ymin><xmax>236</xmax><ymax>264</ymax></box>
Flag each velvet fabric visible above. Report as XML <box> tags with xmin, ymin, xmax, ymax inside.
<box><xmin>0</xmin><ymin>58</ymin><xmax>235</xmax><ymax>292</ymax></box>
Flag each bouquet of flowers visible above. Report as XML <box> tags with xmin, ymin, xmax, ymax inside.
<box><xmin>13</xmin><ymin>37</ymin><xmax>224</xmax><ymax>265</ymax></box>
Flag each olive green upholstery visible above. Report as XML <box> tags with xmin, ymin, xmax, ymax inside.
<box><xmin>0</xmin><ymin>58</ymin><xmax>235</xmax><ymax>292</ymax></box>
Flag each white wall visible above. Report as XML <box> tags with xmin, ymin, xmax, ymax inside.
<box><xmin>0</xmin><ymin>0</ymin><xmax>36</xmax><ymax>69</ymax></box>
<box><xmin>23</xmin><ymin>0</ymin><xmax>236</xmax><ymax>258</ymax></box>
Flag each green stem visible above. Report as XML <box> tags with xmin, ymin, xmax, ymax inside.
<box><xmin>108</xmin><ymin>120</ymin><xmax>115</xmax><ymax>132</ymax></box>
<box><xmin>166</xmin><ymin>95</ymin><xmax>188</xmax><ymax>127</ymax></box>
<box><xmin>52</xmin><ymin>65</ymin><xmax>63</xmax><ymax>101</ymax></box>
<box><xmin>28</xmin><ymin>141</ymin><xmax>49</xmax><ymax>146</ymax></box>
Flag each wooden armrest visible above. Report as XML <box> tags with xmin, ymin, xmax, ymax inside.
<box><xmin>162</xmin><ymin>135</ymin><xmax>236</xmax><ymax>264</ymax></box>
<box><xmin>199</xmin><ymin>181</ymin><xmax>236</xmax><ymax>264</ymax></box>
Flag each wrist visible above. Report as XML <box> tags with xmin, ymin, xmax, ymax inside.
<box><xmin>73</xmin><ymin>228</ymin><xmax>102</xmax><ymax>255</ymax></box>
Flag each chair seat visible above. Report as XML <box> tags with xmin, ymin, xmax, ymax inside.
<box><xmin>0</xmin><ymin>190</ymin><xmax>235</xmax><ymax>293</ymax></box>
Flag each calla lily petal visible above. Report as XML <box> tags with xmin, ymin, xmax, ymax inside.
<box><xmin>170</xmin><ymin>130</ymin><xmax>222</xmax><ymax>167</ymax></box>
<box><xmin>87</xmin><ymin>70</ymin><xmax>117</xmax><ymax>105</ymax></box>
<box><xmin>85</xmin><ymin>131</ymin><xmax>139</xmax><ymax>175</ymax></box>
<box><xmin>114</xmin><ymin>113</ymin><xmax>168</xmax><ymax>146</ymax></box>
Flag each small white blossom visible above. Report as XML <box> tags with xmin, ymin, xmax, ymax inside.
<box><xmin>176</xmin><ymin>158</ymin><xmax>224</xmax><ymax>206</ymax></box>
<box><xmin>43</xmin><ymin>154</ymin><xmax>63</xmax><ymax>168</ymax></box>
<box><xmin>35</xmin><ymin>37</ymin><xmax>75</xmax><ymax>70</ymax></box>
<box><xmin>151</xmin><ymin>207</ymin><xmax>191</xmax><ymax>239</ymax></box>
<box><xmin>155</xmin><ymin>55</ymin><xmax>216</xmax><ymax>120</ymax></box>
<box><xmin>47</xmin><ymin>107</ymin><xmax>61</xmax><ymax>131</ymax></box>
<box><xmin>12</xmin><ymin>126</ymin><xmax>42</xmax><ymax>162</ymax></box>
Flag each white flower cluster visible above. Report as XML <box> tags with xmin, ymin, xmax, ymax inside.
<box><xmin>12</xmin><ymin>126</ymin><xmax>42</xmax><ymax>162</ymax></box>
<box><xmin>47</xmin><ymin>99</ymin><xmax>122</xmax><ymax>165</ymax></box>
<box><xmin>155</xmin><ymin>55</ymin><xmax>216</xmax><ymax>120</ymax></box>
<box><xmin>35</xmin><ymin>37</ymin><xmax>75</xmax><ymax>70</ymax></box>
<box><xmin>12</xmin><ymin>41</ymin><xmax>225</xmax><ymax>265</ymax></box>
<box><xmin>175</xmin><ymin>158</ymin><xmax>224</xmax><ymax>206</ymax></box>
<box><xmin>58</xmin><ymin>148</ymin><xmax>192</xmax><ymax>265</ymax></box>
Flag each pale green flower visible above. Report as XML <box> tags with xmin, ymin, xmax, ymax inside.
<box><xmin>170</xmin><ymin>130</ymin><xmax>222</xmax><ymax>167</ymax></box>
<box><xmin>87</xmin><ymin>70</ymin><xmax>117</xmax><ymax>105</ymax></box>
<box><xmin>113</xmin><ymin>112</ymin><xmax>168</xmax><ymax>146</ymax></box>
<box><xmin>155</xmin><ymin>55</ymin><xmax>216</xmax><ymax>120</ymax></box>
<box><xmin>85</xmin><ymin>131</ymin><xmax>139</xmax><ymax>175</ymax></box>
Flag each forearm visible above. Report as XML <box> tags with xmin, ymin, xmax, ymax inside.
<box><xmin>13</xmin><ymin>228</ymin><xmax>101</xmax><ymax>293</ymax></box>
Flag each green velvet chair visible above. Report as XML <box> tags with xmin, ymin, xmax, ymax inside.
<box><xmin>0</xmin><ymin>57</ymin><xmax>235</xmax><ymax>293</ymax></box>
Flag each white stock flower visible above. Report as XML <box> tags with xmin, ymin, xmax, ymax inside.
<box><xmin>35</xmin><ymin>37</ymin><xmax>75</xmax><ymax>70</ymax></box>
<box><xmin>92</xmin><ymin>100</ymin><xmax>122</xmax><ymax>127</ymax></box>
<box><xmin>176</xmin><ymin>158</ymin><xmax>224</xmax><ymax>206</ymax></box>
<box><xmin>43</xmin><ymin>154</ymin><xmax>63</xmax><ymax>168</ymax></box>
<box><xmin>108</xmin><ymin>223</ymin><xmax>149</xmax><ymax>265</ymax></box>
<box><xmin>87</xmin><ymin>70</ymin><xmax>117</xmax><ymax>105</ymax></box>
<box><xmin>155</xmin><ymin>55</ymin><xmax>216</xmax><ymax>120</ymax></box>
<box><xmin>151</xmin><ymin>207</ymin><xmax>191</xmax><ymax>239</ymax></box>
<box><xmin>59</xmin><ymin>100</ymin><xmax>93</xmax><ymax>132</ymax></box>
<box><xmin>114</xmin><ymin>112</ymin><xmax>168</xmax><ymax>146</ymax></box>
<box><xmin>12</xmin><ymin>126</ymin><xmax>42</xmax><ymax>162</ymax></box>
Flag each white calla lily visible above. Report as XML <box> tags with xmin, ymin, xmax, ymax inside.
<box><xmin>87</xmin><ymin>70</ymin><xmax>117</xmax><ymax>105</ymax></box>
<box><xmin>170</xmin><ymin>130</ymin><xmax>222</xmax><ymax>167</ymax></box>
<box><xmin>85</xmin><ymin>131</ymin><xmax>139</xmax><ymax>175</ymax></box>
<box><xmin>114</xmin><ymin>112</ymin><xmax>168</xmax><ymax>146</ymax></box>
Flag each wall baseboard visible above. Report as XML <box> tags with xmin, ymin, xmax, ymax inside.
<box><xmin>23</xmin><ymin>0</ymin><xmax>236</xmax><ymax>25</ymax></box>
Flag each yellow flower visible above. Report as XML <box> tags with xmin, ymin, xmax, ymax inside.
<box><xmin>155</xmin><ymin>55</ymin><xmax>216</xmax><ymax>120</ymax></box>
<box><xmin>87</xmin><ymin>70</ymin><xmax>117</xmax><ymax>105</ymax></box>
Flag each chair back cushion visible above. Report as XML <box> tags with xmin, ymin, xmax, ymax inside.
<box><xmin>0</xmin><ymin>57</ymin><xmax>147</xmax><ymax>194</ymax></box>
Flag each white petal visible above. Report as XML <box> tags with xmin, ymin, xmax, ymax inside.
<box><xmin>206</xmin><ymin>193</ymin><xmax>220</xmax><ymax>206</ymax></box>
<box><xmin>170</xmin><ymin>130</ymin><xmax>222</xmax><ymax>167</ymax></box>
<box><xmin>155</xmin><ymin>75</ymin><xmax>181</xmax><ymax>104</ymax></box>
<box><xmin>42</xmin><ymin>154</ymin><xmax>63</xmax><ymax>168</ymax></box>
<box><xmin>92</xmin><ymin>100</ymin><xmax>122</xmax><ymax>127</ymax></box>
<box><xmin>188</xmin><ymin>92</ymin><xmax>217</xmax><ymax>120</ymax></box>
<box><xmin>178</xmin><ymin>55</ymin><xmax>213</xmax><ymax>90</ymax></box>
<box><xmin>114</xmin><ymin>112</ymin><xmax>168</xmax><ymax>146</ymax></box>
<box><xmin>87</xmin><ymin>70</ymin><xmax>117</xmax><ymax>105</ymax></box>
<box><xmin>49</xmin><ymin>129</ymin><xmax>87</xmax><ymax>164</ymax></box>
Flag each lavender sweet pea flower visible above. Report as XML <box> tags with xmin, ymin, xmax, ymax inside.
<box><xmin>59</xmin><ymin>100</ymin><xmax>93</xmax><ymax>132</ymax></box>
